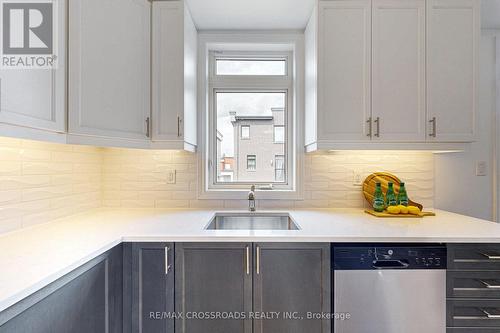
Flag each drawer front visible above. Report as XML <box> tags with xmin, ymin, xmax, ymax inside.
<box><xmin>448</xmin><ymin>244</ymin><xmax>500</xmax><ymax>270</ymax></box>
<box><xmin>448</xmin><ymin>271</ymin><xmax>500</xmax><ymax>298</ymax></box>
<box><xmin>447</xmin><ymin>299</ymin><xmax>500</xmax><ymax>327</ymax></box>
<box><xmin>447</xmin><ymin>328</ymin><xmax>500</xmax><ymax>332</ymax></box>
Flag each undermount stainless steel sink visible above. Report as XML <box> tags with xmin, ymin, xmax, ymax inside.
<box><xmin>205</xmin><ymin>213</ymin><xmax>300</xmax><ymax>230</ymax></box>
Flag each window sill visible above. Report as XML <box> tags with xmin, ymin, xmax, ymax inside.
<box><xmin>198</xmin><ymin>188</ymin><xmax>303</xmax><ymax>201</ymax></box>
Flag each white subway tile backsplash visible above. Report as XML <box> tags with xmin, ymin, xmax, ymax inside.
<box><xmin>0</xmin><ymin>136</ymin><xmax>435</xmax><ymax>234</ymax></box>
<box><xmin>102</xmin><ymin>149</ymin><xmax>434</xmax><ymax>211</ymax></box>
<box><xmin>0</xmin><ymin>138</ymin><xmax>102</xmax><ymax>233</ymax></box>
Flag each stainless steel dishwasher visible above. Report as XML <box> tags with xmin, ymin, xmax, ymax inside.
<box><xmin>333</xmin><ymin>244</ymin><xmax>447</xmax><ymax>333</ymax></box>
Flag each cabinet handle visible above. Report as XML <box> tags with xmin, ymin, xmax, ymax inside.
<box><xmin>177</xmin><ymin>116</ymin><xmax>183</xmax><ymax>137</ymax></box>
<box><xmin>479</xmin><ymin>252</ymin><xmax>500</xmax><ymax>260</ymax></box>
<box><xmin>454</xmin><ymin>308</ymin><xmax>500</xmax><ymax>320</ymax></box>
<box><xmin>145</xmin><ymin>117</ymin><xmax>150</xmax><ymax>138</ymax></box>
<box><xmin>429</xmin><ymin>117</ymin><xmax>436</xmax><ymax>137</ymax></box>
<box><xmin>165</xmin><ymin>246</ymin><xmax>171</xmax><ymax>275</ymax></box>
<box><xmin>366</xmin><ymin>117</ymin><xmax>372</xmax><ymax>137</ymax></box>
<box><xmin>374</xmin><ymin>117</ymin><xmax>380</xmax><ymax>137</ymax></box>
<box><xmin>479</xmin><ymin>280</ymin><xmax>500</xmax><ymax>289</ymax></box>
<box><xmin>245</xmin><ymin>246</ymin><xmax>250</xmax><ymax>275</ymax></box>
<box><xmin>481</xmin><ymin>308</ymin><xmax>500</xmax><ymax>319</ymax></box>
<box><xmin>256</xmin><ymin>246</ymin><xmax>261</xmax><ymax>275</ymax></box>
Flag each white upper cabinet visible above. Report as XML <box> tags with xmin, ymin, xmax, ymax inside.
<box><xmin>0</xmin><ymin>0</ymin><xmax>65</xmax><ymax>134</ymax></box>
<box><xmin>68</xmin><ymin>0</ymin><xmax>151</xmax><ymax>147</ymax></box>
<box><xmin>152</xmin><ymin>1</ymin><xmax>197</xmax><ymax>152</ymax></box>
<box><xmin>427</xmin><ymin>0</ymin><xmax>479</xmax><ymax>142</ymax></box>
<box><xmin>306</xmin><ymin>0</ymin><xmax>371</xmax><ymax>149</ymax></box>
<box><xmin>305</xmin><ymin>0</ymin><xmax>480</xmax><ymax>151</ymax></box>
<box><xmin>372</xmin><ymin>0</ymin><xmax>426</xmax><ymax>142</ymax></box>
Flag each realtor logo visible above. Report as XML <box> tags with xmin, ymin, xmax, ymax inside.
<box><xmin>1</xmin><ymin>0</ymin><xmax>58</xmax><ymax>69</ymax></box>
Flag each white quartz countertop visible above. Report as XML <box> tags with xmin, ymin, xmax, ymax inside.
<box><xmin>0</xmin><ymin>207</ymin><xmax>499</xmax><ymax>313</ymax></box>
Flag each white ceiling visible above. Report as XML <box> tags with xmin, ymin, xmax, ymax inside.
<box><xmin>186</xmin><ymin>0</ymin><xmax>499</xmax><ymax>31</ymax></box>
<box><xmin>482</xmin><ymin>0</ymin><xmax>500</xmax><ymax>29</ymax></box>
<box><xmin>185</xmin><ymin>0</ymin><xmax>316</xmax><ymax>30</ymax></box>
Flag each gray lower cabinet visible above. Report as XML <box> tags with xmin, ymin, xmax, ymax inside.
<box><xmin>0</xmin><ymin>245</ymin><xmax>123</xmax><ymax>333</ymax></box>
<box><xmin>124</xmin><ymin>242</ymin><xmax>174</xmax><ymax>333</ymax></box>
<box><xmin>175</xmin><ymin>242</ymin><xmax>253</xmax><ymax>333</ymax></box>
<box><xmin>175</xmin><ymin>242</ymin><xmax>331</xmax><ymax>333</ymax></box>
<box><xmin>253</xmin><ymin>243</ymin><xmax>331</xmax><ymax>333</ymax></box>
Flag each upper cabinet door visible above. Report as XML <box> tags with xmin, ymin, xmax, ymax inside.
<box><xmin>68</xmin><ymin>0</ymin><xmax>151</xmax><ymax>141</ymax></box>
<box><xmin>0</xmin><ymin>0</ymin><xmax>65</xmax><ymax>133</ymax></box>
<box><xmin>372</xmin><ymin>0</ymin><xmax>426</xmax><ymax>142</ymax></box>
<box><xmin>427</xmin><ymin>0</ymin><xmax>479</xmax><ymax>142</ymax></box>
<box><xmin>152</xmin><ymin>1</ymin><xmax>197</xmax><ymax>151</ymax></box>
<box><xmin>317</xmin><ymin>0</ymin><xmax>371</xmax><ymax>142</ymax></box>
<box><xmin>152</xmin><ymin>1</ymin><xmax>184</xmax><ymax>142</ymax></box>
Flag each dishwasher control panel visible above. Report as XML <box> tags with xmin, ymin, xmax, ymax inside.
<box><xmin>333</xmin><ymin>244</ymin><xmax>447</xmax><ymax>270</ymax></box>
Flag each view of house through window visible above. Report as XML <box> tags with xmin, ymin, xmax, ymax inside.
<box><xmin>216</xmin><ymin>92</ymin><xmax>287</xmax><ymax>184</ymax></box>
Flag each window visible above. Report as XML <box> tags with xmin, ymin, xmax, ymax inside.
<box><xmin>275</xmin><ymin>155</ymin><xmax>285</xmax><ymax>182</ymax></box>
<box><xmin>241</xmin><ymin>125</ymin><xmax>250</xmax><ymax>139</ymax></box>
<box><xmin>216</xmin><ymin>58</ymin><xmax>287</xmax><ymax>76</ymax></box>
<box><xmin>274</xmin><ymin>126</ymin><xmax>285</xmax><ymax>143</ymax></box>
<box><xmin>247</xmin><ymin>155</ymin><xmax>256</xmax><ymax>171</ymax></box>
<box><xmin>207</xmin><ymin>49</ymin><xmax>294</xmax><ymax>192</ymax></box>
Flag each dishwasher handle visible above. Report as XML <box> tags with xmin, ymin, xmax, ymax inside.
<box><xmin>372</xmin><ymin>260</ymin><xmax>410</xmax><ymax>269</ymax></box>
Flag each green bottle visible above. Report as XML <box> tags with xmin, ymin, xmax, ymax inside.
<box><xmin>385</xmin><ymin>182</ymin><xmax>397</xmax><ymax>207</ymax></box>
<box><xmin>397</xmin><ymin>182</ymin><xmax>409</xmax><ymax>206</ymax></box>
<box><xmin>373</xmin><ymin>183</ymin><xmax>385</xmax><ymax>212</ymax></box>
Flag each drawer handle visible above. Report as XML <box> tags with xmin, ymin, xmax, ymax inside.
<box><xmin>479</xmin><ymin>252</ymin><xmax>500</xmax><ymax>260</ymax></box>
<box><xmin>479</xmin><ymin>280</ymin><xmax>500</xmax><ymax>289</ymax></box>
<box><xmin>482</xmin><ymin>308</ymin><xmax>500</xmax><ymax>319</ymax></box>
<box><xmin>454</xmin><ymin>308</ymin><xmax>500</xmax><ymax>320</ymax></box>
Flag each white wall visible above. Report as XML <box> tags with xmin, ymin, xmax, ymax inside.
<box><xmin>435</xmin><ymin>34</ymin><xmax>497</xmax><ymax>221</ymax></box>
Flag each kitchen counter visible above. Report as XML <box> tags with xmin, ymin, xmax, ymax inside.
<box><xmin>0</xmin><ymin>207</ymin><xmax>499</xmax><ymax>312</ymax></box>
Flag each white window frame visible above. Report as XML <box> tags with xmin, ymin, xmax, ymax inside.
<box><xmin>247</xmin><ymin>155</ymin><xmax>257</xmax><ymax>171</ymax></box>
<box><xmin>197</xmin><ymin>33</ymin><xmax>305</xmax><ymax>200</ymax></box>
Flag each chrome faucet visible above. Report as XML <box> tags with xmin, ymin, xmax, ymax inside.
<box><xmin>248</xmin><ymin>185</ymin><xmax>256</xmax><ymax>212</ymax></box>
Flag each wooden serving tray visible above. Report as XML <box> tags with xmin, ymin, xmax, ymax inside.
<box><xmin>365</xmin><ymin>209</ymin><xmax>436</xmax><ymax>218</ymax></box>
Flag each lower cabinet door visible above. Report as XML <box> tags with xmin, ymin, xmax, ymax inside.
<box><xmin>0</xmin><ymin>245</ymin><xmax>123</xmax><ymax>333</ymax></box>
<box><xmin>175</xmin><ymin>242</ymin><xmax>253</xmax><ymax>333</ymax></box>
<box><xmin>131</xmin><ymin>242</ymin><xmax>174</xmax><ymax>333</ymax></box>
<box><xmin>253</xmin><ymin>243</ymin><xmax>331</xmax><ymax>333</ymax></box>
